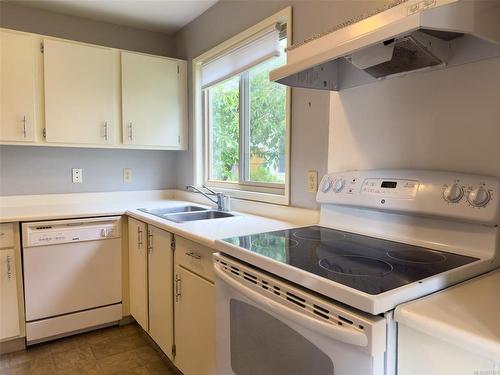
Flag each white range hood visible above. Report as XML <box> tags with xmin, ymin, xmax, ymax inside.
<box><xmin>270</xmin><ymin>0</ymin><xmax>500</xmax><ymax>91</ymax></box>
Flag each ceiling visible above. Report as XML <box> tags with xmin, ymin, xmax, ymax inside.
<box><xmin>4</xmin><ymin>0</ymin><xmax>219</xmax><ymax>35</ymax></box>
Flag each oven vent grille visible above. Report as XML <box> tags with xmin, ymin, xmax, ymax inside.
<box><xmin>216</xmin><ymin>258</ymin><xmax>365</xmax><ymax>331</ymax></box>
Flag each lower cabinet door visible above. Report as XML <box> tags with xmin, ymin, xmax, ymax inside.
<box><xmin>174</xmin><ymin>265</ymin><xmax>215</xmax><ymax>375</ymax></box>
<box><xmin>0</xmin><ymin>248</ymin><xmax>20</xmax><ymax>340</ymax></box>
<box><xmin>148</xmin><ymin>226</ymin><xmax>174</xmax><ymax>359</ymax></box>
<box><xmin>128</xmin><ymin>218</ymin><xmax>148</xmax><ymax>331</ymax></box>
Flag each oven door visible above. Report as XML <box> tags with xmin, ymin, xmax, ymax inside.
<box><xmin>214</xmin><ymin>254</ymin><xmax>386</xmax><ymax>375</ymax></box>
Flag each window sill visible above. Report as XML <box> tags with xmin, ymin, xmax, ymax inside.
<box><xmin>207</xmin><ymin>186</ymin><xmax>289</xmax><ymax>206</ymax></box>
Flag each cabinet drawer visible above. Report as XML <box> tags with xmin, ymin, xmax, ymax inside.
<box><xmin>175</xmin><ymin>237</ymin><xmax>215</xmax><ymax>282</ymax></box>
<box><xmin>0</xmin><ymin>223</ymin><xmax>14</xmax><ymax>249</ymax></box>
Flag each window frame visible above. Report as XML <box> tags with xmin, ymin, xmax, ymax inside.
<box><xmin>192</xmin><ymin>7</ymin><xmax>292</xmax><ymax>205</ymax></box>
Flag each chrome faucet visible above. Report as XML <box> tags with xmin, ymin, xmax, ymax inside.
<box><xmin>186</xmin><ymin>185</ymin><xmax>230</xmax><ymax>212</ymax></box>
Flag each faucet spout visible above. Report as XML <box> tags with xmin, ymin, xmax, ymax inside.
<box><xmin>186</xmin><ymin>185</ymin><xmax>230</xmax><ymax>211</ymax></box>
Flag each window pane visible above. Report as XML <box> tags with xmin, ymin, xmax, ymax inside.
<box><xmin>208</xmin><ymin>75</ymin><xmax>240</xmax><ymax>182</ymax></box>
<box><xmin>248</xmin><ymin>40</ymin><xmax>287</xmax><ymax>184</ymax></box>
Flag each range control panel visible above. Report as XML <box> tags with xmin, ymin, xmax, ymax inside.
<box><xmin>317</xmin><ymin>170</ymin><xmax>500</xmax><ymax>225</ymax></box>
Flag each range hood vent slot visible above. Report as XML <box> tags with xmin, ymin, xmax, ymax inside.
<box><xmin>346</xmin><ymin>30</ymin><xmax>452</xmax><ymax>79</ymax></box>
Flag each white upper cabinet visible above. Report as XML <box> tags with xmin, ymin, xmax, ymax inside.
<box><xmin>43</xmin><ymin>39</ymin><xmax>115</xmax><ymax>145</ymax></box>
<box><xmin>0</xmin><ymin>30</ymin><xmax>36</xmax><ymax>142</ymax></box>
<box><xmin>121</xmin><ymin>51</ymin><xmax>187</xmax><ymax>148</ymax></box>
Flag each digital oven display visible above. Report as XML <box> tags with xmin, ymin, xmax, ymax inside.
<box><xmin>381</xmin><ymin>181</ymin><xmax>397</xmax><ymax>188</ymax></box>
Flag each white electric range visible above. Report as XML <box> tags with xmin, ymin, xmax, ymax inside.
<box><xmin>213</xmin><ymin>169</ymin><xmax>500</xmax><ymax>375</ymax></box>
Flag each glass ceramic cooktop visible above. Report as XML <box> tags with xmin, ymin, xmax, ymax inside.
<box><xmin>221</xmin><ymin>226</ymin><xmax>478</xmax><ymax>295</ymax></box>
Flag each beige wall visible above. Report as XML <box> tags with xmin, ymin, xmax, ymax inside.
<box><xmin>330</xmin><ymin>56</ymin><xmax>500</xmax><ymax>177</ymax></box>
<box><xmin>174</xmin><ymin>0</ymin><xmax>390</xmax><ymax>209</ymax></box>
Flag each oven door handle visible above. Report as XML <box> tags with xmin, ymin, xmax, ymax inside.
<box><xmin>214</xmin><ymin>264</ymin><xmax>369</xmax><ymax>347</ymax></box>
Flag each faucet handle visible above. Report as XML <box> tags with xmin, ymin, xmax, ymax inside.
<box><xmin>222</xmin><ymin>194</ymin><xmax>231</xmax><ymax>212</ymax></box>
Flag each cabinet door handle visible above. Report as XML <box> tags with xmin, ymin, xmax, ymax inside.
<box><xmin>22</xmin><ymin>116</ymin><xmax>27</xmax><ymax>138</ymax></box>
<box><xmin>147</xmin><ymin>230</ymin><xmax>153</xmax><ymax>254</ymax></box>
<box><xmin>6</xmin><ymin>255</ymin><xmax>12</xmax><ymax>279</ymax></box>
<box><xmin>128</xmin><ymin>122</ymin><xmax>133</xmax><ymax>140</ymax></box>
<box><xmin>186</xmin><ymin>251</ymin><xmax>201</xmax><ymax>260</ymax></box>
<box><xmin>137</xmin><ymin>227</ymin><xmax>143</xmax><ymax>247</ymax></box>
<box><xmin>103</xmin><ymin>121</ymin><xmax>108</xmax><ymax>140</ymax></box>
<box><xmin>175</xmin><ymin>274</ymin><xmax>181</xmax><ymax>302</ymax></box>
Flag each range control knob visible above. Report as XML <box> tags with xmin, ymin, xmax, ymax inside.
<box><xmin>467</xmin><ymin>186</ymin><xmax>491</xmax><ymax>207</ymax></box>
<box><xmin>443</xmin><ymin>183</ymin><xmax>463</xmax><ymax>203</ymax></box>
<box><xmin>321</xmin><ymin>177</ymin><xmax>332</xmax><ymax>193</ymax></box>
<box><xmin>332</xmin><ymin>178</ymin><xmax>345</xmax><ymax>193</ymax></box>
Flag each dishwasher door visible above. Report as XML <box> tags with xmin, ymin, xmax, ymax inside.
<box><xmin>22</xmin><ymin>217</ymin><xmax>122</xmax><ymax>321</ymax></box>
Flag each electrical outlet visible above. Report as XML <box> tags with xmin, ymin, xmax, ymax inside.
<box><xmin>123</xmin><ymin>168</ymin><xmax>133</xmax><ymax>183</ymax></box>
<box><xmin>72</xmin><ymin>168</ymin><xmax>82</xmax><ymax>183</ymax></box>
<box><xmin>308</xmin><ymin>170</ymin><xmax>318</xmax><ymax>192</ymax></box>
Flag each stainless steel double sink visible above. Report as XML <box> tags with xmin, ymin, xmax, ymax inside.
<box><xmin>138</xmin><ymin>205</ymin><xmax>234</xmax><ymax>223</ymax></box>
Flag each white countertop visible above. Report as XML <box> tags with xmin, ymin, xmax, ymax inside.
<box><xmin>0</xmin><ymin>190</ymin><xmax>307</xmax><ymax>245</ymax></box>
<box><xmin>395</xmin><ymin>269</ymin><xmax>500</xmax><ymax>363</ymax></box>
<box><xmin>127</xmin><ymin>205</ymin><xmax>299</xmax><ymax>247</ymax></box>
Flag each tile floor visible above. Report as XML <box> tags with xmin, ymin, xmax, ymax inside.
<box><xmin>0</xmin><ymin>323</ymin><xmax>179</xmax><ymax>375</ymax></box>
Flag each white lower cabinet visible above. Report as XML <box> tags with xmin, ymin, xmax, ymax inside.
<box><xmin>147</xmin><ymin>226</ymin><xmax>174</xmax><ymax>358</ymax></box>
<box><xmin>0</xmin><ymin>223</ymin><xmax>21</xmax><ymax>341</ymax></box>
<box><xmin>128</xmin><ymin>218</ymin><xmax>174</xmax><ymax>360</ymax></box>
<box><xmin>128</xmin><ymin>221</ymin><xmax>216</xmax><ymax>372</ymax></box>
<box><xmin>0</xmin><ymin>248</ymin><xmax>20</xmax><ymax>340</ymax></box>
<box><xmin>128</xmin><ymin>218</ymin><xmax>148</xmax><ymax>331</ymax></box>
<box><xmin>174</xmin><ymin>237</ymin><xmax>216</xmax><ymax>375</ymax></box>
<box><xmin>174</xmin><ymin>265</ymin><xmax>215</xmax><ymax>375</ymax></box>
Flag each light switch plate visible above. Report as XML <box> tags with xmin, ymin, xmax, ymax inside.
<box><xmin>72</xmin><ymin>168</ymin><xmax>82</xmax><ymax>183</ymax></box>
<box><xmin>308</xmin><ymin>170</ymin><xmax>318</xmax><ymax>192</ymax></box>
<box><xmin>123</xmin><ymin>168</ymin><xmax>133</xmax><ymax>183</ymax></box>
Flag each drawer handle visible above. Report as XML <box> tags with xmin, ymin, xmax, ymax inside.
<box><xmin>186</xmin><ymin>251</ymin><xmax>201</xmax><ymax>260</ymax></box>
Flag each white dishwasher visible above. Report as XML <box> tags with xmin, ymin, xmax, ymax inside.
<box><xmin>22</xmin><ymin>216</ymin><xmax>122</xmax><ymax>344</ymax></box>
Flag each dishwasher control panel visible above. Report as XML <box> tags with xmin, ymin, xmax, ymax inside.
<box><xmin>22</xmin><ymin>216</ymin><xmax>121</xmax><ymax>247</ymax></box>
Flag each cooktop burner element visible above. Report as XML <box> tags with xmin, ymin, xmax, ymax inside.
<box><xmin>293</xmin><ymin>228</ymin><xmax>346</xmax><ymax>241</ymax></box>
<box><xmin>222</xmin><ymin>226</ymin><xmax>478</xmax><ymax>295</ymax></box>
<box><xmin>319</xmin><ymin>255</ymin><xmax>393</xmax><ymax>277</ymax></box>
<box><xmin>387</xmin><ymin>249</ymin><xmax>446</xmax><ymax>264</ymax></box>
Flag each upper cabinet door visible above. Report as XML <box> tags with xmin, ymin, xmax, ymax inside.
<box><xmin>121</xmin><ymin>52</ymin><xmax>187</xmax><ymax>148</ymax></box>
<box><xmin>0</xmin><ymin>30</ymin><xmax>36</xmax><ymax>142</ymax></box>
<box><xmin>43</xmin><ymin>39</ymin><xmax>114</xmax><ymax>145</ymax></box>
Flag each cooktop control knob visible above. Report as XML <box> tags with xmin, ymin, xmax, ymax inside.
<box><xmin>321</xmin><ymin>177</ymin><xmax>332</xmax><ymax>193</ymax></box>
<box><xmin>443</xmin><ymin>183</ymin><xmax>463</xmax><ymax>203</ymax></box>
<box><xmin>332</xmin><ymin>178</ymin><xmax>345</xmax><ymax>193</ymax></box>
<box><xmin>467</xmin><ymin>186</ymin><xmax>491</xmax><ymax>207</ymax></box>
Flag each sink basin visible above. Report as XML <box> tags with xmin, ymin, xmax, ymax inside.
<box><xmin>164</xmin><ymin>210</ymin><xmax>235</xmax><ymax>223</ymax></box>
<box><xmin>138</xmin><ymin>205</ymin><xmax>207</xmax><ymax>218</ymax></box>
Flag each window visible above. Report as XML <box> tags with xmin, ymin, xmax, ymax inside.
<box><xmin>203</xmin><ymin>27</ymin><xmax>289</xmax><ymax>196</ymax></box>
<box><xmin>193</xmin><ymin>8</ymin><xmax>291</xmax><ymax>204</ymax></box>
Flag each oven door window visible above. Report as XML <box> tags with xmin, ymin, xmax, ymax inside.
<box><xmin>230</xmin><ymin>299</ymin><xmax>334</xmax><ymax>375</ymax></box>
